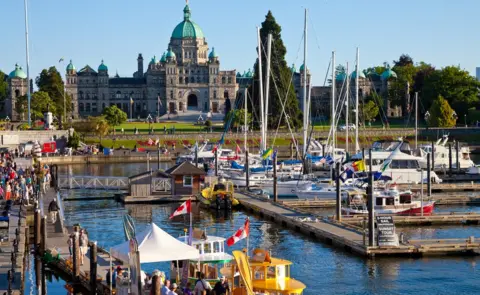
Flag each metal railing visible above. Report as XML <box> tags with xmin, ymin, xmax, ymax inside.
<box><xmin>57</xmin><ymin>175</ymin><xmax>129</xmax><ymax>190</ymax></box>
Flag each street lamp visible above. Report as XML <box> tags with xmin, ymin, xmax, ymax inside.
<box><xmin>464</xmin><ymin>114</ymin><xmax>467</xmax><ymax>128</ymax></box>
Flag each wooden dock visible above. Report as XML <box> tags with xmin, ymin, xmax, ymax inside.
<box><xmin>235</xmin><ymin>192</ymin><xmax>480</xmax><ymax>257</ymax></box>
<box><xmin>336</xmin><ymin>213</ymin><xmax>480</xmax><ymax>226</ymax></box>
<box><xmin>0</xmin><ymin>204</ymin><xmax>27</xmax><ymax>295</ymax></box>
<box><xmin>39</xmin><ymin>189</ymin><xmax>121</xmax><ymax>294</ymax></box>
<box><xmin>397</xmin><ymin>182</ymin><xmax>480</xmax><ymax>192</ymax></box>
<box><xmin>119</xmin><ymin>194</ymin><xmax>191</xmax><ymax>204</ymax></box>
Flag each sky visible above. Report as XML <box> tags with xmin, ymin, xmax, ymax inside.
<box><xmin>1</xmin><ymin>0</ymin><xmax>478</xmax><ymax>86</ymax></box>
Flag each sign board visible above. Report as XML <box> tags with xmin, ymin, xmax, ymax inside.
<box><xmin>42</xmin><ymin>142</ymin><xmax>57</xmax><ymax>153</ymax></box>
<box><xmin>376</xmin><ymin>216</ymin><xmax>399</xmax><ymax>247</ymax></box>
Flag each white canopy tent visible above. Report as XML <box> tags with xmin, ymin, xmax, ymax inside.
<box><xmin>111</xmin><ymin>223</ymin><xmax>200</xmax><ymax>263</ymax></box>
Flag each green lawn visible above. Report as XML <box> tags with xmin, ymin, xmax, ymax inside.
<box><xmin>114</xmin><ymin>122</ymin><xmax>225</xmax><ymax>133</ymax></box>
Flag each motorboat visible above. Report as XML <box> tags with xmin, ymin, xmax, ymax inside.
<box><xmin>342</xmin><ymin>184</ymin><xmax>435</xmax><ymax>215</ymax></box>
<box><xmin>176</xmin><ymin>140</ymin><xmax>240</xmax><ymax>164</ymax></box>
<box><xmin>198</xmin><ymin>180</ymin><xmax>239</xmax><ymax>210</ymax></box>
<box><xmin>417</xmin><ymin>135</ymin><xmax>475</xmax><ymax>170</ymax></box>
<box><xmin>226</xmin><ymin>249</ymin><xmax>306</xmax><ymax>295</ymax></box>
<box><xmin>174</xmin><ymin>229</ymin><xmax>234</xmax><ymax>287</ymax></box>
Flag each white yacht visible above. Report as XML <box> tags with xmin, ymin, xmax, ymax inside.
<box><xmin>417</xmin><ymin>135</ymin><xmax>475</xmax><ymax>170</ymax></box>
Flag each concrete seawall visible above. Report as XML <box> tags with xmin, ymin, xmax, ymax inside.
<box><xmin>39</xmin><ymin>154</ymin><xmax>173</xmax><ymax>165</ymax></box>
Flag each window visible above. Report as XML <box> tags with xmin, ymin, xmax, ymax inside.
<box><xmin>102</xmin><ymin>93</ymin><xmax>105</xmax><ymax>100</ymax></box>
<box><xmin>170</xmin><ymin>90</ymin><xmax>174</xmax><ymax>99</ymax></box>
<box><xmin>86</xmin><ymin>103</ymin><xmax>91</xmax><ymax>112</ymax></box>
<box><xmin>116</xmin><ymin>91</ymin><xmax>122</xmax><ymax>99</ymax></box>
<box><xmin>376</xmin><ymin>198</ymin><xmax>383</xmax><ymax>206</ymax></box>
<box><xmin>204</xmin><ymin>242</ymin><xmax>211</xmax><ymax>254</ymax></box>
<box><xmin>386</xmin><ymin>198</ymin><xmax>395</xmax><ymax>206</ymax></box>
<box><xmin>191</xmin><ymin>76</ymin><xmax>195</xmax><ymax>83</ymax></box>
<box><xmin>224</xmin><ymin>90</ymin><xmax>229</xmax><ymax>99</ymax></box>
<box><xmin>213</xmin><ymin>242</ymin><xmax>220</xmax><ymax>253</ymax></box>
<box><xmin>222</xmin><ymin>77</ymin><xmax>226</xmax><ymax>84</ymax></box>
<box><xmin>267</xmin><ymin>266</ymin><xmax>276</xmax><ymax>279</ymax></box>
<box><xmin>213</xmin><ymin>78</ymin><xmax>217</xmax><ymax>84</ymax></box>
<box><xmin>79</xmin><ymin>91</ymin><xmax>84</xmax><ymax>99</ymax></box>
<box><xmin>14</xmin><ymin>89</ymin><xmax>20</xmax><ymax>98</ymax></box>
<box><xmin>79</xmin><ymin>103</ymin><xmax>84</xmax><ymax>112</ymax></box>
<box><xmin>185</xmin><ymin>77</ymin><xmax>189</xmax><ymax>84</ymax></box>
<box><xmin>228</xmin><ymin>77</ymin><xmax>232</xmax><ymax>84</ymax></box>
<box><xmin>183</xmin><ymin>175</ymin><xmax>193</xmax><ymax>187</ymax></box>
<box><xmin>179</xmin><ymin>77</ymin><xmax>183</xmax><ymax>84</ymax></box>
<box><xmin>214</xmin><ymin>90</ymin><xmax>217</xmax><ymax>99</ymax></box>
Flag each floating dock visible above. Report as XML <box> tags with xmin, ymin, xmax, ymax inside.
<box><xmin>337</xmin><ymin>213</ymin><xmax>480</xmax><ymax>226</ymax></box>
<box><xmin>234</xmin><ymin>192</ymin><xmax>480</xmax><ymax>257</ymax></box>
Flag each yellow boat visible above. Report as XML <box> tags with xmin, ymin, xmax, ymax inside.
<box><xmin>227</xmin><ymin>249</ymin><xmax>306</xmax><ymax>295</ymax></box>
<box><xmin>198</xmin><ymin>180</ymin><xmax>239</xmax><ymax>210</ymax></box>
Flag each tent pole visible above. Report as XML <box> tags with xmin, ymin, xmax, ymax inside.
<box><xmin>176</xmin><ymin>260</ymin><xmax>180</xmax><ymax>283</ymax></box>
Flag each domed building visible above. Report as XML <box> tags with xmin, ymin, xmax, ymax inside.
<box><xmin>64</xmin><ymin>3</ymin><xmax>238</xmax><ymax>118</ymax></box>
<box><xmin>4</xmin><ymin>64</ymin><xmax>29</xmax><ymax>121</ymax></box>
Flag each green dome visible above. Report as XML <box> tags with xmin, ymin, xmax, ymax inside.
<box><xmin>208</xmin><ymin>47</ymin><xmax>218</xmax><ymax>59</ymax></box>
<box><xmin>381</xmin><ymin>68</ymin><xmax>397</xmax><ymax>80</ymax></box>
<box><xmin>291</xmin><ymin>63</ymin><xmax>297</xmax><ymax>73</ymax></box>
<box><xmin>149</xmin><ymin>55</ymin><xmax>158</xmax><ymax>65</ymax></box>
<box><xmin>98</xmin><ymin>60</ymin><xmax>108</xmax><ymax>72</ymax></box>
<box><xmin>66</xmin><ymin>60</ymin><xmax>76</xmax><ymax>71</ymax></box>
<box><xmin>350</xmin><ymin>70</ymin><xmax>365</xmax><ymax>79</ymax></box>
<box><xmin>299</xmin><ymin>64</ymin><xmax>306</xmax><ymax>72</ymax></box>
<box><xmin>9</xmin><ymin>64</ymin><xmax>27</xmax><ymax>79</ymax></box>
<box><xmin>336</xmin><ymin>72</ymin><xmax>347</xmax><ymax>81</ymax></box>
<box><xmin>245</xmin><ymin>69</ymin><xmax>253</xmax><ymax>78</ymax></box>
<box><xmin>171</xmin><ymin>5</ymin><xmax>204</xmax><ymax>39</ymax></box>
<box><xmin>236</xmin><ymin>72</ymin><xmax>242</xmax><ymax>78</ymax></box>
<box><xmin>160</xmin><ymin>52</ymin><xmax>167</xmax><ymax>63</ymax></box>
<box><xmin>166</xmin><ymin>48</ymin><xmax>176</xmax><ymax>59</ymax></box>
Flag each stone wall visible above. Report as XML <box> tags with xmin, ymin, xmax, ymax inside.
<box><xmin>0</xmin><ymin>130</ymin><xmax>70</xmax><ymax>145</ymax></box>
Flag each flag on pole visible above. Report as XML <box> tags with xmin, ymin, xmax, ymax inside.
<box><xmin>227</xmin><ymin>218</ymin><xmax>250</xmax><ymax>246</ymax></box>
<box><xmin>58</xmin><ymin>57</ymin><xmax>64</xmax><ymax>63</ymax></box>
<box><xmin>325</xmin><ymin>155</ymin><xmax>334</xmax><ymax>165</ymax></box>
<box><xmin>169</xmin><ymin>199</ymin><xmax>191</xmax><ymax>219</ymax></box>
<box><xmin>352</xmin><ymin>160</ymin><xmax>365</xmax><ymax>172</ymax></box>
<box><xmin>158</xmin><ymin>95</ymin><xmax>162</xmax><ymax>106</ymax></box>
<box><xmin>235</xmin><ymin>144</ymin><xmax>241</xmax><ymax>154</ymax></box>
<box><xmin>130</xmin><ymin>97</ymin><xmax>134</xmax><ymax>105</ymax></box>
<box><xmin>212</xmin><ymin>144</ymin><xmax>218</xmax><ymax>154</ymax></box>
<box><xmin>261</xmin><ymin>148</ymin><xmax>273</xmax><ymax>160</ymax></box>
<box><xmin>272</xmin><ymin>149</ymin><xmax>278</xmax><ymax>159</ymax></box>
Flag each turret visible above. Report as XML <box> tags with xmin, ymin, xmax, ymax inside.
<box><xmin>137</xmin><ymin>53</ymin><xmax>144</xmax><ymax>76</ymax></box>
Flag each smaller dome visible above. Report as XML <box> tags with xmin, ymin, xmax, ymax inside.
<box><xmin>245</xmin><ymin>69</ymin><xmax>253</xmax><ymax>78</ymax></box>
<box><xmin>336</xmin><ymin>72</ymin><xmax>347</xmax><ymax>81</ymax></box>
<box><xmin>381</xmin><ymin>68</ymin><xmax>397</xmax><ymax>80</ymax></box>
<box><xmin>350</xmin><ymin>70</ymin><xmax>365</xmax><ymax>79</ymax></box>
<box><xmin>9</xmin><ymin>64</ymin><xmax>27</xmax><ymax>79</ymax></box>
<box><xmin>66</xmin><ymin>60</ymin><xmax>76</xmax><ymax>71</ymax></box>
<box><xmin>160</xmin><ymin>52</ymin><xmax>167</xmax><ymax>63</ymax></box>
<box><xmin>299</xmin><ymin>63</ymin><xmax>306</xmax><ymax>72</ymax></box>
<box><xmin>149</xmin><ymin>55</ymin><xmax>158</xmax><ymax>65</ymax></box>
<box><xmin>98</xmin><ymin>59</ymin><xmax>108</xmax><ymax>72</ymax></box>
<box><xmin>236</xmin><ymin>72</ymin><xmax>242</xmax><ymax>78</ymax></box>
<box><xmin>291</xmin><ymin>63</ymin><xmax>297</xmax><ymax>73</ymax></box>
<box><xmin>166</xmin><ymin>48</ymin><xmax>176</xmax><ymax>59</ymax></box>
<box><xmin>209</xmin><ymin>47</ymin><xmax>218</xmax><ymax>59</ymax></box>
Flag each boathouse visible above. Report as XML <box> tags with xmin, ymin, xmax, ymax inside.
<box><xmin>164</xmin><ymin>161</ymin><xmax>206</xmax><ymax>196</ymax></box>
<box><xmin>129</xmin><ymin>170</ymin><xmax>171</xmax><ymax>197</ymax></box>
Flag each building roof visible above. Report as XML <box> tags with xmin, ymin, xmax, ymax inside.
<box><xmin>9</xmin><ymin>64</ymin><xmax>27</xmax><ymax>79</ymax></box>
<box><xmin>129</xmin><ymin>170</ymin><xmax>171</xmax><ymax>180</ymax></box>
<box><xmin>66</xmin><ymin>60</ymin><xmax>76</xmax><ymax>71</ymax></box>
<box><xmin>160</xmin><ymin>52</ymin><xmax>167</xmax><ymax>63</ymax></box>
<box><xmin>149</xmin><ymin>55</ymin><xmax>158</xmax><ymax>65</ymax></box>
<box><xmin>381</xmin><ymin>67</ymin><xmax>397</xmax><ymax>80</ymax></box>
<box><xmin>209</xmin><ymin>47</ymin><xmax>218</xmax><ymax>59</ymax></box>
<box><xmin>78</xmin><ymin>65</ymin><xmax>98</xmax><ymax>75</ymax></box>
<box><xmin>98</xmin><ymin>60</ymin><xmax>108</xmax><ymax>72</ymax></box>
<box><xmin>350</xmin><ymin>70</ymin><xmax>365</xmax><ymax>79</ymax></box>
<box><xmin>166</xmin><ymin>47</ymin><xmax>176</xmax><ymax>59</ymax></box>
<box><xmin>109</xmin><ymin>77</ymin><xmax>146</xmax><ymax>85</ymax></box>
<box><xmin>165</xmin><ymin>161</ymin><xmax>206</xmax><ymax>176</ymax></box>
<box><xmin>171</xmin><ymin>4</ymin><xmax>204</xmax><ymax>39</ymax></box>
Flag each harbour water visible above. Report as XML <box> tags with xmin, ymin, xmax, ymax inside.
<box><xmin>26</xmin><ymin>163</ymin><xmax>480</xmax><ymax>294</ymax></box>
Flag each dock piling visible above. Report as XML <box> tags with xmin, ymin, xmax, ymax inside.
<box><xmin>40</xmin><ymin>216</ymin><xmax>46</xmax><ymax>255</ymax></box>
<box><xmin>427</xmin><ymin>153</ymin><xmax>431</xmax><ymax>197</ymax></box>
<box><xmin>34</xmin><ymin>209</ymin><xmax>40</xmax><ymax>249</ymax></box>
<box><xmin>90</xmin><ymin>241</ymin><xmax>98</xmax><ymax>294</ymax></box>
<box><xmin>368</xmin><ymin>149</ymin><xmax>375</xmax><ymax>246</ymax></box>
<box><xmin>448</xmin><ymin>143</ymin><xmax>452</xmax><ymax>176</ymax></box>
<box><xmin>72</xmin><ymin>231</ymin><xmax>80</xmax><ymax>283</ymax></box>
<box><xmin>431</xmin><ymin>141</ymin><xmax>435</xmax><ymax>169</ymax></box>
<box><xmin>214</xmin><ymin>149</ymin><xmax>218</xmax><ymax>177</ymax></box>
<box><xmin>456</xmin><ymin>140</ymin><xmax>460</xmax><ymax>172</ymax></box>
<box><xmin>273</xmin><ymin>154</ymin><xmax>278</xmax><ymax>203</ymax></box>
<box><xmin>335</xmin><ymin>162</ymin><xmax>341</xmax><ymax>221</ymax></box>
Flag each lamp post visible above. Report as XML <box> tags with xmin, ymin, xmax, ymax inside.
<box><xmin>464</xmin><ymin>114</ymin><xmax>467</xmax><ymax>128</ymax></box>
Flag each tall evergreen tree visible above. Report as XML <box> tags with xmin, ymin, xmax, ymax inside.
<box><xmin>248</xmin><ymin>11</ymin><xmax>302</xmax><ymax>129</ymax></box>
<box><xmin>35</xmin><ymin>66</ymin><xmax>72</xmax><ymax>120</ymax></box>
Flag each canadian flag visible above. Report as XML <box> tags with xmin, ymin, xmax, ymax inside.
<box><xmin>227</xmin><ymin>218</ymin><xmax>250</xmax><ymax>246</ymax></box>
<box><xmin>235</xmin><ymin>145</ymin><xmax>241</xmax><ymax>154</ymax></box>
<box><xmin>212</xmin><ymin>145</ymin><xmax>218</xmax><ymax>154</ymax></box>
<box><xmin>169</xmin><ymin>199</ymin><xmax>191</xmax><ymax>219</ymax></box>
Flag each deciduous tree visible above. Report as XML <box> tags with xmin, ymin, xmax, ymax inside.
<box><xmin>427</xmin><ymin>95</ymin><xmax>456</xmax><ymax>127</ymax></box>
<box><xmin>102</xmin><ymin>105</ymin><xmax>127</xmax><ymax>134</ymax></box>
<box><xmin>35</xmin><ymin>67</ymin><xmax>72</xmax><ymax>121</ymax></box>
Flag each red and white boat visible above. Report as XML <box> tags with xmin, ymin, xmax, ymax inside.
<box><xmin>342</xmin><ymin>184</ymin><xmax>435</xmax><ymax>216</ymax></box>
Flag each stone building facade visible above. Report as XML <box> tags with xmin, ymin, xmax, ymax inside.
<box><xmin>63</xmin><ymin>3</ymin><xmax>238</xmax><ymax>119</ymax></box>
<box><xmin>4</xmin><ymin>64</ymin><xmax>28</xmax><ymax>121</ymax></box>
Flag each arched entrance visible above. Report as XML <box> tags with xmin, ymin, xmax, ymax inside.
<box><xmin>187</xmin><ymin>94</ymin><xmax>198</xmax><ymax>111</ymax></box>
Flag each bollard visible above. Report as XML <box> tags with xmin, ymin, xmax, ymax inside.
<box><xmin>34</xmin><ymin>210</ymin><xmax>41</xmax><ymax>248</ymax></box>
<box><xmin>90</xmin><ymin>241</ymin><xmax>98</xmax><ymax>294</ymax></box>
<box><xmin>72</xmin><ymin>231</ymin><xmax>80</xmax><ymax>282</ymax></box>
<box><xmin>40</xmin><ymin>216</ymin><xmax>46</xmax><ymax>255</ymax></box>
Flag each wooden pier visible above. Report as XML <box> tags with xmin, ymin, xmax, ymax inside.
<box><xmin>336</xmin><ymin>213</ymin><xmax>480</xmax><ymax>226</ymax></box>
<box><xmin>235</xmin><ymin>192</ymin><xmax>480</xmax><ymax>257</ymax></box>
<box><xmin>36</xmin><ymin>189</ymin><xmax>120</xmax><ymax>294</ymax></box>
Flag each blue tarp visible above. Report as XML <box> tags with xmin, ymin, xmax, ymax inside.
<box><xmin>251</xmin><ymin>166</ymin><xmax>273</xmax><ymax>173</ymax></box>
<box><xmin>231</xmin><ymin>161</ymin><xmax>244</xmax><ymax>170</ymax></box>
<box><xmin>103</xmin><ymin>148</ymin><xmax>111</xmax><ymax>156</ymax></box>
<box><xmin>280</xmin><ymin>159</ymin><xmax>303</xmax><ymax>165</ymax></box>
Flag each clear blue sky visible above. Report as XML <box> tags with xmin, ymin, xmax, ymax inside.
<box><xmin>1</xmin><ymin>0</ymin><xmax>478</xmax><ymax>85</ymax></box>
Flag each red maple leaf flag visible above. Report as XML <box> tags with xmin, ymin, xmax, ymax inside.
<box><xmin>169</xmin><ymin>199</ymin><xmax>192</xmax><ymax>219</ymax></box>
<box><xmin>227</xmin><ymin>218</ymin><xmax>250</xmax><ymax>247</ymax></box>
<box><xmin>235</xmin><ymin>144</ymin><xmax>241</xmax><ymax>154</ymax></box>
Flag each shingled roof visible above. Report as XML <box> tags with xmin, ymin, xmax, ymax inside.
<box><xmin>164</xmin><ymin>161</ymin><xmax>206</xmax><ymax>176</ymax></box>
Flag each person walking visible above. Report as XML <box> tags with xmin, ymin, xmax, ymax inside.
<box><xmin>194</xmin><ymin>273</ymin><xmax>212</xmax><ymax>295</ymax></box>
<box><xmin>48</xmin><ymin>198</ymin><xmax>59</xmax><ymax>223</ymax></box>
<box><xmin>67</xmin><ymin>233</ymin><xmax>74</xmax><ymax>258</ymax></box>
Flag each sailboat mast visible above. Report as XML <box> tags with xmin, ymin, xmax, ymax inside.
<box><xmin>415</xmin><ymin>92</ymin><xmax>418</xmax><ymax>150</ymax></box>
<box><xmin>355</xmin><ymin>47</ymin><xmax>360</xmax><ymax>153</ymax></box>
<box><xmin>265</xmin><ymin>34</ymin><xmax>273</xmax><ymax>151</ymax></box>
<box><xmin>244</xmin><ymin>92</ymin><xmax>248</xmax><ymax>153</ymax></box>
<box><xmin>24</xmin><ymin>0</ymin><xmax>31</xmax><ymax>126</ymax></box>
<box><xmin>331</xmin><ymin>51</ymin><xmax>336</xmax><ymax>161</ymax></box>
<box><xmin>303</xmin><ymin>8</ymin><xmax>308</xmax><ymax>156</ymax></box>
<box><xmin>257</xmin><ymin>27</ymin><xmax>266</xmax><ymax>152</ymax></box>
<box><xmin>346</xmin><ymin>62</ymin><xmax>349</xmax><ymax>154</ymax></box>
